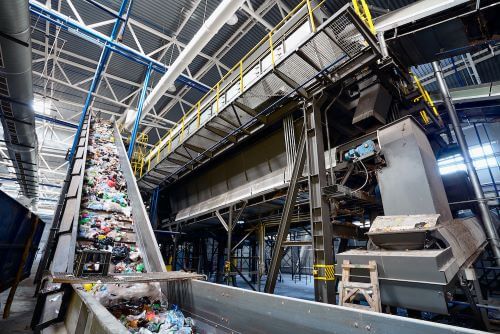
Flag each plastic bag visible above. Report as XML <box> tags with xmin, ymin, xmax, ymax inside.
<box><xmin>95</xmin><ymin>283</ymin><xmax>162</xmax><ymax>307</ymax></box>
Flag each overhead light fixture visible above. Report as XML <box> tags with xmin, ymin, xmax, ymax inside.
<box><xmin>227</xmin><ymin>14</ymin><xmax>238</xmax><ymax>26</ymax></box>
<box><xmin>167</xmin><ymin>84</ymin><xmax>176</xmax><ymax>93</ymax></box>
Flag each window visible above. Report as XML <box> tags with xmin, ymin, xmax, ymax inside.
<box><xmin>438</xmin><ymin>143</ymin><xmax>497</xmax><ymax>175</ymax></box>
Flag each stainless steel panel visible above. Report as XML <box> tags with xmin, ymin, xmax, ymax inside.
<box><xmin>165</xmin><ymin>279</ymin><xmax>485</xmax><ymax>333</ymax></box>
<box><xmin>376</xmin><ymin>117</ymin><xmax>453</xmax><ymax>222</ymax></box>
<box><xmin>113</xmin><ymin>122</ymin><xmax>166</xmax><ymax>273</ymax></box>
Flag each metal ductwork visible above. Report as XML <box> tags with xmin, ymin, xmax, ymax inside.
<box><xmin>0</xmin><ymin>0</ymin><xmax>38</xmax><ymax>200</ymax></box>
<box><xmin>129</xmin><ymin>0</ymin><xmax>246</xmax><ymax>129</ymax></box>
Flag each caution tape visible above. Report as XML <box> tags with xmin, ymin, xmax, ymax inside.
<box><xmin>313</xmin><ymin>264</ymin><xmax>335</xmax><ymax>281</ymax></box>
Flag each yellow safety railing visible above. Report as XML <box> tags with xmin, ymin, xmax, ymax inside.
<box><xmin>352</xmin><ymin>0</ymin><xmax>375</xmax><ymax>34</ymax></box>
<box><xmin>140</xmin><ymin>0</ymin><xmax>328</xmax><ymax>177</ymax></box>
<box><xmin>131</xmin><ymin>132</ymin><xmax>149</xmax><ymax>177</ymax></box>
<box><xmin>411</xmin><ymin>73</ymin><xmax>443</xmax><ymax>126</ymax></box>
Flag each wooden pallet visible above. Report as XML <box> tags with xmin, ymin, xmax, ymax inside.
<box><xmin>338</xmin><ymin>260</ymin><xmax>381</xmax><ymax>312</ymax></box>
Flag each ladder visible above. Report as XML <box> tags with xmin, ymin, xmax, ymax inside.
<box><xmin>338</xmin><ymin>260</ymin><xmax>381</xmax><ymax>312</ymax></box>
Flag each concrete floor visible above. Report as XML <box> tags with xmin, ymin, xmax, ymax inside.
<box><xmin>235</xmin><ymin>273</ymin><xmax>315</xmax><ymax>300</ymax></box>
<box><xmin>0</xmin><ymin>220</ymin><xmax>51</xmax><ymax>334</ymax></box>
<box><xmin>0</xmin><ymin>276</ymin><xmax>37</xmax><ymax>334</ymax></box>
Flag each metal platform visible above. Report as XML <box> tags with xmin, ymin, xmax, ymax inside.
<box><xmin>137</xmin><ymin>3</ymin><xmax>381</xmax><ymax>191</ymax></box>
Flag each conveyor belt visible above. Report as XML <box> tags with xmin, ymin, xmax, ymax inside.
<box><xmin>137</xmin><ymin>4</ymin><xmax>381</xmax><ymax>190</ymax></box>
<box><xmin>32</xmin><ymin>114</ymin><xmax>171</xmax><ymax>332</ymax></box>
<box><xmin>76</xmin><ymin>119</ymin><xmax>146</xmax><ymax>275</ymax></box>
<box><xmin>38</xmin><ymin>114</ymin><xmax>165</xmax><ymax>277</ymax></box>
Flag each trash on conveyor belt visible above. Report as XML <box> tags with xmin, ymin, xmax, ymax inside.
<box><xmin>76</xmin><ymin>120</ymin><xmax>194</xmax><ymax>333</ymax></box>
<box><xmin>77</xmin><ymin>120</ymin><xmax>144</xmax><ymax>275</ymax></box>
<box><xmin>81</xmin><ymin>283</ymin><xmax>194</xmax><ymax>333</ymax></box>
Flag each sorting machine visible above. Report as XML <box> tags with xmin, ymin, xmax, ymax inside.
<box><xmin>334</xmin><ymin>117</ymin><xmax>490</xmax><ymax>322</ymax></box>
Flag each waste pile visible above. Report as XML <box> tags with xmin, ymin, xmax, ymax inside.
<box><xmin>77</xmin><ymin>120</ymin><xmax>194</xmax><ymax>333</ymax></box>
<box><xmin>77</xmin><ymin>119</ymin><xmax>145</xmax><ymax>274</ymax></box>
<box><xmin>83</xmin><ymin>283</ymin><xmax>195</xmax><ymax>333</ymax></box>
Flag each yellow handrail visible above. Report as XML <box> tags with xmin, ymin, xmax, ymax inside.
<box><xmin>352</xmin><ymin>0</ymin><xmax>375</xmax><ymax>35</ymax></box>
<box><xmin>420</xmin><ymin>110</ymin><xmax>431</xmax><ymax>125</ymax></box>
<box><xmin>196</xmin><ymin>101</ymin><xmax>201</xmax><ymax>128</ymax></box>
<box><xmin>141</xmin><ymin>0</ymin><xmax>326</xmax><ymax>173</ymax></box>
<box><xmin>306</xmin><ymin>0</ymin><xmax>316</xmax><ymax>33</ymax></box>
<box><xmin>412</xmin><ymin>73</ymin><xmax>439</xmax><ymax>118</ymax></box>
<box><xmin>269</xmin><ymin>32</ymin><xmax>275</xmax><ymax>67</ymax></box>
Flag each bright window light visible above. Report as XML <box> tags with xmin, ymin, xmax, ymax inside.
<box><xmin>33</xmin><ymin>98</ymin><xmax>51</xmax><ymax>115</ymax></box>
<box><xmin>438</xmin><ymin>143</ymin><xmax>498</xmax><ymax>175</ymax></box>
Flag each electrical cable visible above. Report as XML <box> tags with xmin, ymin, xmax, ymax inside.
<box><xmin>352</xmin><ymin>158</ymin><xmax>369</xmax><ymax>193</ymax></box>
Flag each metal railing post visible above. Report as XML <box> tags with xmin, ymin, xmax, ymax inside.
<box><xmin>433</xmin><ymin>60</ymin><xmax>500</xmax><ymax>266</ymax></box>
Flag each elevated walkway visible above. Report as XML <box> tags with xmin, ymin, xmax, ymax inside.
<box><xmin>137</xmin><ymin>2</ymin><xmax>381</xmax><ymax>191</ymax></box>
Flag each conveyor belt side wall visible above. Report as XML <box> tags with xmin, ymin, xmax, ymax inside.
<box><xmin>112</xmin><ymin>122</ymin><xmax>166</xmax><ymax>272</ymax></box>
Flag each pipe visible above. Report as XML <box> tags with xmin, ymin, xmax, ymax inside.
<box><xmin>377</xmin><ymin>31</ymin><xmax>389</xmax><ymax>58</ymax></box>
<box><xmin>0</xmin><ymin>0</ymin><xmax>38</xmax><ymax>200</ymax></box>
<box><xmin>137</xmin><ymin>0</ymin><xmax>246</xmax><ymax>128</ymax></box>
<box><xmin>432</xmin><ymin>60</ymin><xmax>500</xmax><ymax>266</ymax></box>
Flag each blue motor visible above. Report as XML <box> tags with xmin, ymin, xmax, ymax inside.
<box><xmin>343</xmin><ymin>140</ymin><xmax>376</xmax><ymax>161</ymax></box>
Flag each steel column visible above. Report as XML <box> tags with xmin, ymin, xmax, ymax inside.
<box><xmin>258</xmin><ymin>223</ymin><xmax>265</xmax><ymax>291</ymax></box>
<box><xmin>128</xmin><ymin>63</ymin><xmax>153</xmax><ymax>159</ymax></box>
<box><xmin>432</xmin><ymin>61</ymin><xmax>500</xmax><ymax>266</ymax></box>
<box><xmin>68</xmin><ymin>0</ymin><xmax>130</xmax><ymax>160</ymax></box>
<box><xmin>265</xmin><ymin>126</ymin><xmax>306</xmax><ymax>294</ymax></box>
<box><xmin>227</xmin><ymin>206</ymin><xmax>233</xmax><ymax>285</ymax></box>
<box><xmin>149</xmin><ymin>187</ymin><xmax>160</xmax><ymax>229</ymax></box>
<box><xmin>304</xmin><ymin>99</ymin><xmax>336</xmax><ymax>303</ymax></box>
<box><xmin>377</xmin><ymin>31</ymin><xmax>389</xmax><ymax>58</ymax></box>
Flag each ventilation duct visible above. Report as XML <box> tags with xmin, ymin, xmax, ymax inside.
<box><xmin>131</xmin><ymin>0</ymin><xmax>246</xmax><ymax>128</ymax></box>
<box><xmin>0</xmin><ymin>0</ymin><xmax>38</xmax><ymax>200</ymax></box>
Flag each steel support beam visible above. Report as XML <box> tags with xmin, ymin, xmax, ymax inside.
<box><xmin>28</xmin><ymin>1</ymin><xmax>209</xmax><ymax>92</ymax></box>
<box><xmin>68</xmin><ymin>0</ymin><xmax>130</xmax><ymax>160</ymax></box>
<box><xmin>149</xmin><ymin>187</ymin><xmax>160</xmax><ymax>229</ymax></box>
<box><xmin>233</xmin><ymin>101</ymin><xmax>267</xmax><ymax>124</ymax></box>
<box><xmin>265</xmin><ymin>126</ymin><xmax>306</xmax><ymax>294</ymax></box>
<box><xmin>227</xmin><ymin>206</ymin><xmax>233</xmax><ymax>285</ymax></box>
<box><xmin>433</xmin><ymin>61</ymin><xmax>500</xmax><ymax>266</ymax></box>
<box><xmin>128</xmin><ymin>63</ymin><xmax>153</xmax><ymax>159</ymax></box>
<box><xmin>35</xmin><ymin>114</ymin><xmax>77</xmax><ymax>129</ymax></box>
<box><xmin>304</xmin><ymin>99</ymin><xmax>335</xmax><ymax>303</ymax></box>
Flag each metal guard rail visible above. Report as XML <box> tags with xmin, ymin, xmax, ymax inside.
<box><xmin>138</xmin><ymin>1</ymin><xmax>379</xmax><ymax>184</ymax></box>
<box><xmin>140</xmin><ymin>0</ymin><xmax>328</xmax><ymax>175</ymax></box>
